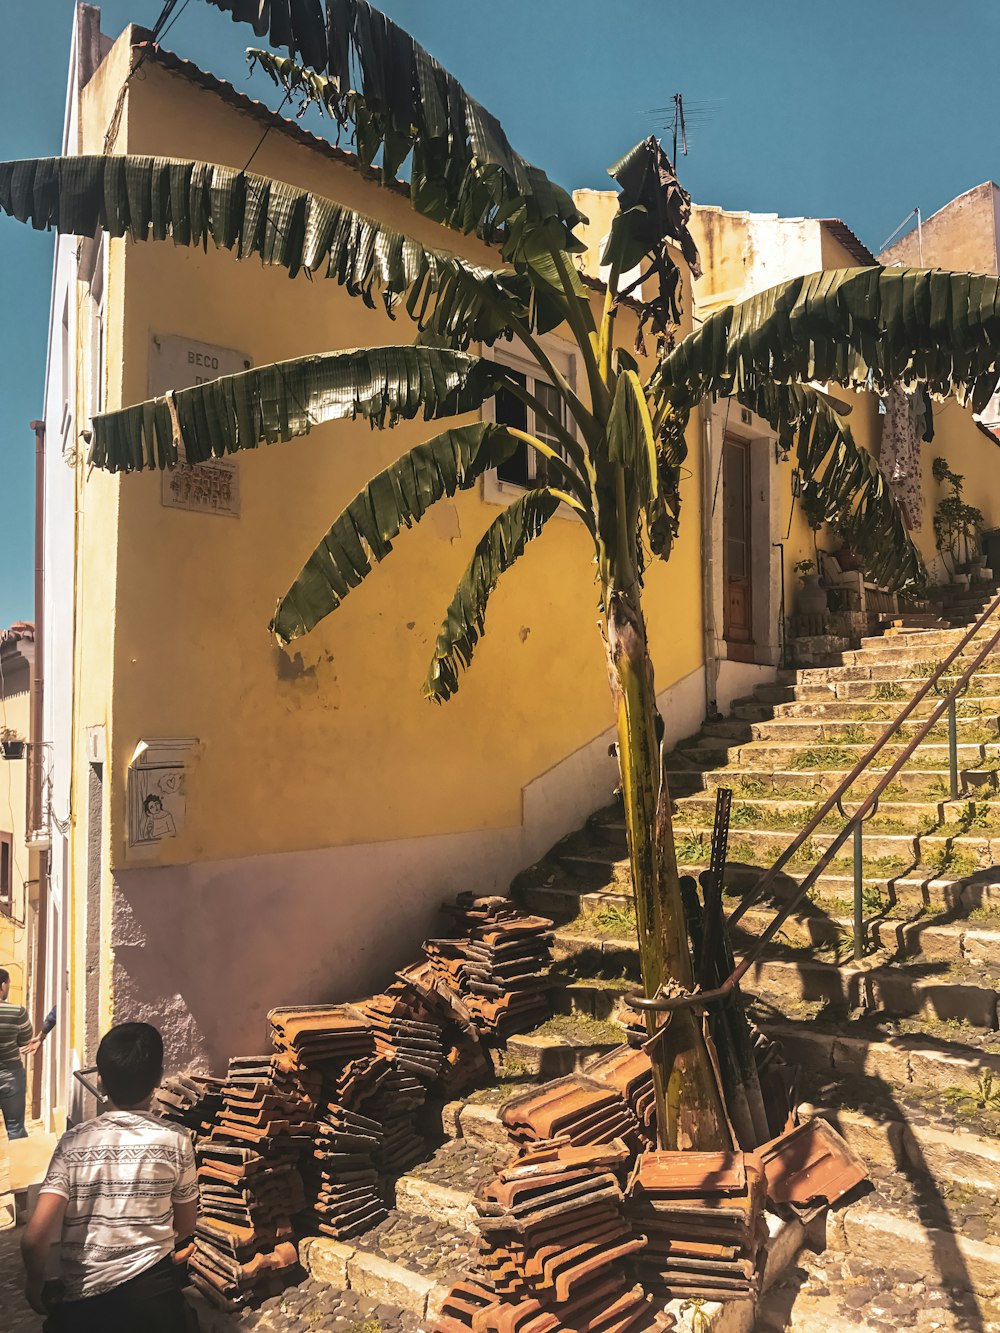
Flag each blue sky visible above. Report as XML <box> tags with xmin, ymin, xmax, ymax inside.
<box><xmin>2</xmin><ymin>0</ymin><xmax>999</xmax><ymax>626</ymax></box>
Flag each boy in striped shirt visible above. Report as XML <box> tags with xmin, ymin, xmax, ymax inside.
<box><xmin>0</xmin><ymin>965</ymin><xmax>33</xmax><ymax>1139</ymax></box>
<box><xmin>21</xmin><ymin>1022</ymin><xmax>198</xmax><ymax>1331</ymax></box>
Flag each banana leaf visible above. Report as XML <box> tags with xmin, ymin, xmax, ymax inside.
<box><xmin>90</xmin><ymin>346</ymin><xmax>506</xmax><ymax>472</ymax></box>
<box><xmin>198</xmin><ymin>0</ymin><xmax>584</xmax><ymax>261</ymax></box>
<box><xmin>0</xmin><ymin>154</ymin><xmax>529</xmax><ymax>347</ymax></box>
<box><xmin>424</xmin><ymin>489</ymin><xmax>561</xmax><ymax>701</ymax></box>
<box><xmin>654</xmin><ymin>266</ymin><xmax>1000</xmax><ymax>416</ymax></box>
<box><xmin>740</xmin><ymin>382</ymin><xmax>923</xmax><ymax>590</ymax></box>
<box><xmin>271</xmin><ymin>422</ymin><xmax>520</xmax><ymax>642</ymax></box>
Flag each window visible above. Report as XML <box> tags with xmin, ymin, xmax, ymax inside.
<box><xmin>0</xmin><ymin>833</ymin><xmax>12</xmax><ymax>916</ymax></box>
<box><xmin>87</xmin><ymin>235</ymin><xmax>106</xmax><ymax>418</ymax></box>
<box><xmin>483</xmin><ymin>339</ymin><xmax>579</xmax><ymax>508</ymax></box>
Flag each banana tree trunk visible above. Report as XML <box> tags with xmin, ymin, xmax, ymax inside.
<box><xmin>605</xmin><ymin>589</ymin><xmax>731</xmax><ymax>1150</ymax></box>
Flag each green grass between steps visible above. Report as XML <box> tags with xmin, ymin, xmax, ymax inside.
<box><xmin>560</xmin><ymin>901</ymin><xmax>637</xmax><ymax>940</ymax></box>
<box><xmin>528</xmin><ymin>1012</ymin><xmax>623</xmax><ymax>1045</ymax></box>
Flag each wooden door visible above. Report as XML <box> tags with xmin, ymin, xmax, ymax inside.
<box><xmin>723</xmin><ymin>436</ymin><xmax>755</xmax><ymax>662</ymax></box>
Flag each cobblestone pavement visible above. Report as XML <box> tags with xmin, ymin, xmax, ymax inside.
<box><xmin>405</xmin><ymin>1139</ymin><xmax>507</xmax><ymax>1194</ymax></box>
<box><xmin>0</xmin><ymin>1225</ymin><xmax>420</xmax><ymax>1333</ymax></box>
<box><xmin>756</xmin><ymin>1246</ymin><xmax>1000</xmax><ymax>1332</ymax></box>
<box><xmin>355</xmin><ymin>1208</ymin><xmax>472</xmax><ymax>1282</ymax></box>
<box><xmin>192</xmin><ymin>1276</ymin><xmax>422</xmax><ymax>1333</ymax></box>
<box><xmin>0</xmin><ymin>1224</ymin><xmax>42</xmax><ymax>1333</ymax></box>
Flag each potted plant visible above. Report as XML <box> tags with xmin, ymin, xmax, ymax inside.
<box><xmin>1</xmin><ymin>728</ymin><xmax>25</xmax><ymax>760</ymax></box>
<box><xmin>932</xmin><ymin>456</ymin><xmax>984</xmax><ymax>579</ymax></box>
<box><xmin>794</xmin><ymin>558</ymin><xmax>828</xmax><ymax>616</ymax></box>
<box><xmin>830</xmin><ymin>514</ymin><xmax>864</xmax><ymax>572</ymax></box>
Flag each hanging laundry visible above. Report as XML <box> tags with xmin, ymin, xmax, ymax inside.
<box><xmin>879</xmin><ymin>386</ymin><xmax>924</xmax><ymax>531</ymax></box>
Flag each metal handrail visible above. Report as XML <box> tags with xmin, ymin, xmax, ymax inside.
<box><xmin>628</xmin><ymin>589</ymin><xmax>1000</xmax><ymax>1018</ymax></box>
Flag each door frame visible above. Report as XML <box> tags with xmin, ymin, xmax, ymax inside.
<box><xmin>708</xmin><ymin>405</ymin><xmax>783</xmax><ymax>669</ymax></box>
<box><xmin>722</xmin><ymin>434</ymin><xmax>755</xmax><ymax>661</ymax></box>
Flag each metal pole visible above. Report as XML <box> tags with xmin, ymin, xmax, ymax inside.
<box><xmin>853</xmin><ymin>821</ymin><xmax>864</xmax><ymax>963</ymax></box>
<box><xmin>948</xmin><ymin>696</ymin><xmax>959</xmax><ymax>800</ymax></box>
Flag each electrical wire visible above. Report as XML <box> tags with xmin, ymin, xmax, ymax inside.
<box><xmin>104</xmin><ymin>0</ymin><xmax>192</xmax><ymax>153</ymax></box>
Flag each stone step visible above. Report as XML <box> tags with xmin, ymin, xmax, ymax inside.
<box><xmin>521</xmin><ymin>869</ymin><xmax>1000</xmax><ymax>938</ymax></box>
<box><xmin>782</xmin><ymin>658</ymin><xmax>1000</xmax><ymax>684</ymax></box>
<box><xmin>759</xmin><ymin>695</ymin><xmax>1000</xmax><ymax>721</ymax></box>
<box><xmin>392</xmin><ymin>1139</ymin><xmax>507</xmax><ymax>1231</ymax></box>
<box><xmin>758</xmin><ymin>1013</ymin><xmax>1000</xmax><ymax>1096</ymax></box>
<box><xmin>842</xmin><ymin>639</ymin><xmax>1000</xmax><ymax>666</ymax></box>
<box><xmin>552</xmin><ymin>938</ymin><xmax>1000</xmax><ymax>1028</ymax></box>
<box><xmin>687</xmin><ymin>766</ymin><xmax>996</xmax><ymax>798</ymax></box>
<box><xmin>746</xmin><ymin>714</ymin><xmax>1000</xmax><ymax>744</ymax></box>
<box><xmin>300</xmin><ymin>1208</ymin><xmax>474</xmax><ymax>1318</ymax></box>
<box><xmin>786</xmin><ymin>672</ymin><xmax>1000</xmax><ymax>700</ymax></box>
<box><xmin>565</xmin><ymin>821</ymin><xmax>1000</xmax><ymax>879</ymax></box>
<box><xmin>500</xmin><ymin>1012</ymin><xmax>625</xmax><ymax>1077</ymax></box>
<box><xmin>747</xmin><ymin>956</ymin><xmax>1000</xmax><ymax>1029</ymax></box>
<box><xmin>694</xmin><ymin>738</ymin><xmax>999</xmax><ymax>771</ymax></box>
<box><xmin>739</xmin><ymin>866</ymin><xmax>1000</xmax><ymax>914</ymax></box>
<box><xmin>733</xmin><ymin>906</ymin><xmax>1000</xmax><ymax>966</ymax></box>
<box><xmin>799</xmin><ymin>1075</ymin><xmax>1000</xmax><ymax>1195</ymax></box>
<box><xmin>758</xmin><ymin>1209</ymin><xmax>1000</xmax><ymax>1328</ymax></box>
<box><xmin>858</xmin><ymin>628</ymin><xmax>979</xmax><ymax>650</ymax></box>
<box><xmin>673</xmin><ymin>820</ymin><xmax>1000</xmax><ymax>867</ymax></box>
<box><xmin>829</xmin><ymin>1186</ymin><xmax>1000</xmax><ymax>1293</ymax></box>
<box><xmin>524</xmin><ymin>869</ymin><xmax>1000</xmax><ymax>963</ymax></box>
<box><xmin>540</xmin><ymin>850</ymin><xmax>1000</xmax><ymax>922</ymax></box>
<box><xmin>675</xmin><ymin>793</ymin><xmax>963</xmax><ymax>822</ymax></box>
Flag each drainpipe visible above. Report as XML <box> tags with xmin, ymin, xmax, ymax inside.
<box><xmin>700</xmin><ymin>399</ymin><xmax>721</xmax><ymax>720</ymax></box>
<box><xmin>29</xmin><ymin>419</ymin><xmax>48</xmax><ymax>1123</ymax></box>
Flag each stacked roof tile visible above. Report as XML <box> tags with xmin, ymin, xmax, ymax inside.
<box><xmin>188</xmin><ymin>1054</ymin><xmax>314</xmax><ymax>1310</ymax></box>
<box><xmin>500</xmin><ymin>1074</ymin><xmax>641</xmax><ymax>1150</ymax></box>
<box><xmin>626</xmin><ymin>1151</ymin><xmax>766</xmax><ymax>1303</ymax></box>
<box><xmin>151</xmin><ymin>1072</ymin><xmax>224</xmax><ymax>1141</ymax></box>
<box><xmin>584</xmin><ymin>1046</ymin><xmax>658</xmax><ymax>1148</ymax></box>
<box><xmin>435</xmin><ymin>1140</ymin><xmax>672</xmax><ymax>1333</ymax></box>
<box><xmin>424</xmin><ymin>894</ymin><xmax>553</xmax><ymax>1038</ymax></box>
<box><xmin>306</xmin><ymin>1102</ymin><xmax>387</xmax><ymax>1239</ymax></box>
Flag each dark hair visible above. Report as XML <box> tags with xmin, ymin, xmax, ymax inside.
<box><xmin>143</xmin><ymin>794</ymin><xmax>162</xmax><ymax>814</ymax></box>
<box><xmin>0</xmin><ymin>968</ymin><xmax>8</xmax><ymax>988</ymax></box>
<box><xmin>96</xmin><ymin>1023</ymin><xmax>163</xmax><ymax>1107</ymax></box>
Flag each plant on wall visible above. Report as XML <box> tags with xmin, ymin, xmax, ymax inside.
<box><xmin>7</xmin><ymin>0</ymin><xmax>1000</xmax><ymax>1148</ymax></box>
<box><xmin>932</xmin><ymin>455</ymin><xmax>984</xmax><ymax>575</ymax></box>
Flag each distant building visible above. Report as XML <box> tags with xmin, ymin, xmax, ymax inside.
<box><xmin>881</xmin><ymin>183</ymin><xmax>1000</xmax><ymax>441</ymax></box>
<box><xmin>0</xmin><ymin>623</ymin><xmax>42</xmax><ymax>1110</ymax></box>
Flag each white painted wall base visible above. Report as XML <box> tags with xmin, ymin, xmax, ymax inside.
<box><xmin>716</xmin><ymin>660</ymin><xmax>779</xmax><ymax>717</ymax></box>
<box><xmin>110</xmin><ymin>667</ymin><xmax>709</xmax><ymax>1073</ymax></box>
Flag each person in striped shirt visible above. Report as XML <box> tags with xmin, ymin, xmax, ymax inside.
<box><xmin>20</xmin><ymin>1022</ymin><xmax>198</xmax><ymax>1331</ymax></box>
<box><xmin>0</xmin><ymin>965</ymin><xmax>33</xmax><ymax>1139</ymax></box>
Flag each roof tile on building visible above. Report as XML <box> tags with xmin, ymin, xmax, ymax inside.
<box><xmin>130</xmin><ymin>30</ymin><xmax>407</xmax><ymax>197</ymax></box>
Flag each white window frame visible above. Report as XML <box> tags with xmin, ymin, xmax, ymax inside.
<box><xmin>481</xmin><ymin>334</ymin><xmax>582</xmax><ymax>520</ymax></box>
<box><xmin>83</xmin><ymin>233</ymin><xmax>106</xmax><ymax>422</ymax></box>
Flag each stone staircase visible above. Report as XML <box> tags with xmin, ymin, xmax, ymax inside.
<box><xmin>290</xmin><ymin>591</ymin><xmax>1000</xmax><ymax>1333</ymax></box>
<box><xmin>502</xmin><ymin>604</ymin><xmax>1000</xmax><ymax>1327</ymax></box>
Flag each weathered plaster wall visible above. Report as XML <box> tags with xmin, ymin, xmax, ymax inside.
<box><xmin>880</xmin><ymin>183</ymin><xmax>1000</xmax><ymax>275</ymax></box>
<box><xmin>109</xmin><ymin>665</ymin><xmax>706</xmax><ymax>1070</ymax></box>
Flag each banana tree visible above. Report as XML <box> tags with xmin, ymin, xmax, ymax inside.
<box><xmin>5</xmin><ymin>0</ymin><xmax>1000</xmax><ymax>1149</ymax></box>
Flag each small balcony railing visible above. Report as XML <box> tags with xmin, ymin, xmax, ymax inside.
<box><xmin>25</xmin><ymin>742</ymin><xmax>51</xmax><ymax>846</ymax></box>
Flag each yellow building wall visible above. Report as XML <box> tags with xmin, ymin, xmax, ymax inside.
<box><xmin>0</xmin><ymin>686</ymin><xmax>31</xmax><ymax>1006</ymax></box>
<box><xmin>98</xmin><ymin>53</ymin><xmax>701</xmax><ymax>868</ymax></box>
<box><xmin>918</xmin><ymin>402</ymin><xmax>1000</xmax><ymax>572</ymax></box>
<box><xmin>65</xmin><ymin>32</ymin><xmax>708</xmax><ymax>1067</ymax></box>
